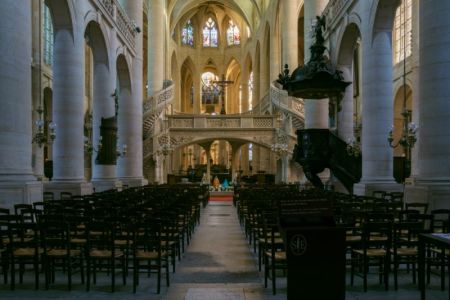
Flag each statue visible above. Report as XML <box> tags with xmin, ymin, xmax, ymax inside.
<box><xmin>112</xmin><ymin>89</ymin><xmax>119</xmax><ymax>117</ymax></box>
<box><xmin>212</xmin><ymin>176</ymin><xmax>220</xmax><ymax>190</ymax></box>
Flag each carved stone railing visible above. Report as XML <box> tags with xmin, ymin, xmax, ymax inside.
<box><xmin>270</xmin><ymin>83</ymin><xmax>305</xmax><ymax>121</ymax></box>
<box><xmin>143</xmin><ymin>81</ymin><xmax>175</xmax><ymax>116</ymax></box>
<box><xmin>95</xmin><ymin>0</ymin><xmax>136</xmax><ymax>51</ymax></box>
<box><xmin>143</xmin><ymin>137</ymin><xmax>153</xmax><ymax>160</ymax></box>
<box><xmin>322</xmin><ymin>0</ymin><xmax>353</xmax><ymax>31</ymax></box>
<box><xmin>168</xmin><ymin>115</ymin><xmax>277</xmax><ymax>129</ymax></box>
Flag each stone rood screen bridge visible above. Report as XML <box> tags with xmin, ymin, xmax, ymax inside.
<box><xmin>160</xmin><ymin>114</ymin><xmax>297</xmax><ymax>182</ymax></box>
<box><xmin>165</xmin><ymin>114</ymin><xmax>290</xmax><ymax>149</ymax></box>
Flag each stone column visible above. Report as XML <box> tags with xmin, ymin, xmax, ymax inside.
<box><xmin>91</xmin><ymin>58</ymin><xmax>118</xmax><ymax>191</ymax></box>
<box><xmin>0</xmin><ymin>0</ymin><xmax>42</xmax><ymax>207</ymax></box>
<box><xmin>282</xmin><ymin>0</ymin><xmax>298</xmax><ymax>70</ymax></box>
<box><xmin>148</xmin><ymin>0</ymin><xmax>164</xmax><ymax>96</ymax></box>
<box><xmin>193</xmin><ymin>75</ymin><xmax>201</xmax><ymax>114</ymax></box>
<box><xmin>354</xmin><ymin>31</ymin><xmax>396</xmax><ymax>195</ymax></box>
<box><xmin>31</xmin><ymin>0</ymin><xmax>44</xmax><ymax>180</ymax></box>
<box><xmin>49</xmin><ymin>13</ymin><xmax>93</xmax><ymax>196</ymax></box>
<box><xmin>241</xmin><ymin>67</ymin><xmax>249</xmax><ymax>112</ymax></box>
<box><xmin>118</xmin><ymin>0</ymin><xmax>147</xmax><ymax>187</ymax></box>
<box><xmin>303</xmin><ymin>0</ymin><xmax>329</xmax><ymax>129</ymax></box>
<box><xmin>405</xmin><ymin>0</ymin><xmax>450</xmax><ymax>209</ymax></box>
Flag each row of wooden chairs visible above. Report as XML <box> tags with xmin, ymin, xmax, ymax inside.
<box><xmin>235</xmin><ymin>186</ymin><xmax>450</xmax><ymax>294</ymax></box>
<box><xmin>0</xmin><ymin>184</ymin><xmax>206</xmax><ymax>293</ymax></box>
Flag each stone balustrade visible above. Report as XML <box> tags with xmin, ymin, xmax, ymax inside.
<box><xmin>168</xmin><ymin>115</ymin><xmax>276</xmax><ymax>130</ymax></box>
<box><xmin>96</xmin><ymin>0</ymin><xmax>136</xmax><ymax>50</ymax></box>
<box><xmin>143</xmin><ymin>81</ymin><xmax>175</xmax><ymax>116</ymax></box>
<box><xmin>323</xmin><ymin>0</ymin><xmax>353</xmax><ymax>30</ymax></box>
<box><xmin>270</xmin><ymin>83</ymin><xmax>305</xmax><ymax>120</ymax></box>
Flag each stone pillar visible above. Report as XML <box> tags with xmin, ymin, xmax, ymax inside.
<box><xmin>31</xmin><ymin>0</ymin><xmax>44</xmax><ymax>180</ymax></box>
<box><xmin>303</xmin><ymin>0</ymin><xmax>329</xmax><ymax>129</ymax></box>
<box><xmin>405</xmin><ymin>0</ymin><xmax>450</xmax><ymax>209</ymax></box>
<box><xmin>282</xmin><ymin>0</ymin><xmax>298</xmax><ymax>70</ymax></box>
<box><xmin>410</xmin><ymin>0</ymin><xmax>420</xmax><ymax>178</ymax></box>
<box><xmin>0</xmin><ymin>0</ymin><xmax>43</xmax><ymax>207</ymax></box>
<box><xmin>148</xmin><ymin>0</ymin><xmax>164</xmax><ymax>96</ymax></box>
<box><xmin>354</xmin><ymin>31</ymin><xmax>396</xmax><ymax>195</ymax></box>
<box><xmin>193</xmin><ymin>76</ymin><xmax>201</xmax><ymax>114</ymax></box>
<box><xmin>48</xmin><ymin>11</ymin><xmax>93</xmax><ymax>196</ymax></box>
<box><xmin>91</xmin><ymin>58</ymin><xmax>118</xmax><ymax>191</ymax></box>
<box><xmin>241</xmin><ymin>67</ymin><xmax>249</xmax><ymax>112</ymax></box>
<box><xmin>118</xmin><ymin>0</ymin><xmax>147</xmax><ymax>187</ymax></box>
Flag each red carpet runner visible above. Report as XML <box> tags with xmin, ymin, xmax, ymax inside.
<box><xmin>209</xmin><ymin>192</ymin><xmax>233</xmax><ymax>202</ymax></box>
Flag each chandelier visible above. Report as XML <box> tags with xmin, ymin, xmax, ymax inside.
<box><xmin>387</xmin><ymin>108</ymin><xmax>418</xmax><ymax>149</ymax></box>
<box><xmin>33</xmin><ymin>105</ymin><xmax>56</xmax><ymax>148</ymax></box>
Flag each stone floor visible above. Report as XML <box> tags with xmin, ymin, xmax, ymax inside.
<box><xmin>0</xmin><ymin>201</ymin><xmax>448</xmax><ymax>299</ymax></box>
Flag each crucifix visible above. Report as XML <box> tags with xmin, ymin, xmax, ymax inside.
<box><xmin>213</xmin><ymin>74</ymin><xmax>234</xmax><ymax>114</ymax></box>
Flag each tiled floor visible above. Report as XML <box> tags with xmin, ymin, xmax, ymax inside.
<box><xmin>0</xmin><ymin>201</ymin><xmax>448</xmax><ymax>299</ymax></box>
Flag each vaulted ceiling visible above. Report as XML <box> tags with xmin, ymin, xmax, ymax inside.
<box><xmin>168</xmin><ymin>0</ymin><xmax>262</xmax><ymax>33</ymax></box>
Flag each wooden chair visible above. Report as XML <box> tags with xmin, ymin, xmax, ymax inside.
<box><xmin>391</xmin><ymin>221</ymin><xmax>423</xmax><ymax>289</ymax></box>
<box><xmin>132</xmin><ymin>218</ymin><xmax>170</xmax><ymax>294</ymax></box>
<box><xmin>8</xmin><ymin>221</ymin><xmax>42</xmax><ymax>290</ymax></box>
<box><xmin>405</xmin><ymin>202</ymin><xmax>428</xmax><ymax>214</ymax></box>
<box><xmin>43</xmin><ymin>192</ymin><xmax>54</xmax><ymax>202</ymax></box>
<box><xmin>60</xmin><ymin>192</ymin><xmax>73</xmax><ymax>201</ymax></box>
<box><xmin>263</xmin><ymin>211</ymin><xmax>286</xmax><ymax>295</ymax></box>
<box><xmin>85</xmin><ymin>220</ymin><xmax>126</xmax><ymax>292</ymax></box>
<box><xmin>351</xmin><ymin>220</ymin><xmax>393</xmax><ymax>292</ymax></box>
<box><xmin>40</xmin><ymin>217</ymin><xmax>84</xmax><ymax>290</ymax></box>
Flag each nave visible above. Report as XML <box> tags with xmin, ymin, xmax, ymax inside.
<box><xmin>1</xmin><ymin>193</ymin><xmax>449</xmax><ymax>300</ymax></box>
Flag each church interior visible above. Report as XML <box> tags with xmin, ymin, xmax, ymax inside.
<box><xmin>1</xmin><ymin>0</ymin><xmax>450</xmax><ymax>299</ymax></box>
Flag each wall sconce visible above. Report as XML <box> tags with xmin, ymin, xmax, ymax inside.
<box><xmin>116</xmin><ymin>144</ymin><xmax>127</xmax><ymax>157</ymax></box>
<box><xmin>84</xmin><ymin>136</ymin><xmax>102</xmax><ymax>154</ymax></box>
<box><xmin>33</xmin><ymin>106</ymin><xmax>56</xmax><ymax>148</ymax></box>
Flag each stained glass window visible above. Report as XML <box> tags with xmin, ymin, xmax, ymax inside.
<box><xmin>43</xmin><ymin>4</ymin><xmax>54</xmax><ymax>66</ymax></box>
<box><xmin>203</xmin><ymin>17</ymin><xmax>218</xmax><ymax>47</ymax></box>
<box><xmin>227</xmin><ymin>20</ymin><xmax>240</xmax><ymax>46</ymax></box>
<box><xmin>201</xmin><ymin>72</ymin><xmax>220</xmax><ymax>104</ymax></box>
<box><xmin>181</xmin><ymin>20</ymin><xmax>194</xmax><ymax>46</ymax></box>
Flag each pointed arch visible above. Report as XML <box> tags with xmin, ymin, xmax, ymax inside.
<box><xmin>181</xmin><ymin>56</ymin><xmax>196</xmax><ymax>113</ymax></box>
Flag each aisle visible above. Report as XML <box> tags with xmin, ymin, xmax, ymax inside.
<box><xmin>165</xmin><ymin>201</ymin><xmax>286</xmax><ymax>300</ymax></box>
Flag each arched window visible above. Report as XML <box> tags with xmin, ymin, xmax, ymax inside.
<box><xmin>203</xmin><ymin>17</ymin><xmax>218</xmax><ymax>47</ymax></box>
<box><xmin>43</xmin><ymin>4</ymin><xmax>54</xmax><ymax>66</ymax></box>
<box><xmin>227</xmin><ymin>20</ymin><xmax>240</xmax><ymax>46</ymax></box>
<box><xmin>393</xmin><ymin>0</ymin><xmax>412</xmax><ymax>63</ymax></box>
<box><xmin>181</xmin><ymin>19</ymin><xmax>194</xmax><ymax>46</ymax></box>
<box><xmin>201</xmin><ymin>72</ymin><xmax>220</xmax><ymax>104</ymax></box>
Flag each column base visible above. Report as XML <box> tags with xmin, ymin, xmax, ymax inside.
<box><xmin>404</xmin><ymin>178</ymin><xmax>450</xmax><ymax>210</ymax></box>
<box><xmin>91</xmin><ymin>179</ymin><xmax>122</xmax><ymax>193</ymax></box>
<box><xmin>0</xmin><ymin>181</ymin><xmax>43</xmax><ymax>210</ymax></box>
<box><xmin>353</xmin><ymin>180</ymin><xmax>402</xmax><ymax>196</ymax></box>
<box><xmin>118</xmin><ymin>177</ymin><xmax>148</xmax><ymax>189</ymax></box>
<box><xmin>44</xmin><ymin>181</ymin><xmax>93</xmax><ymax>198</ymax></box>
